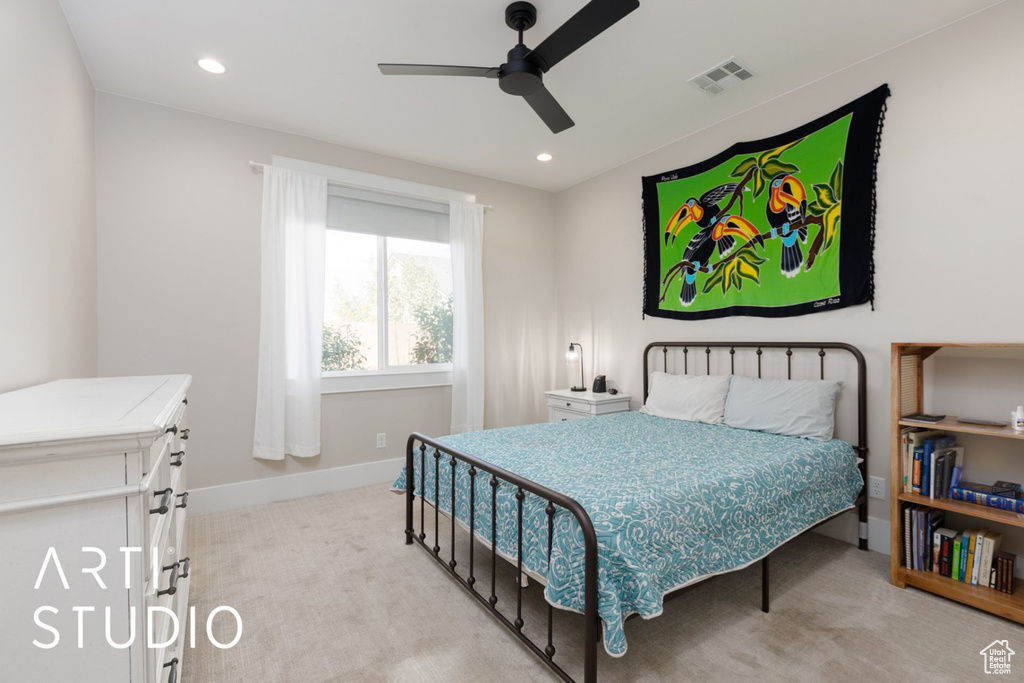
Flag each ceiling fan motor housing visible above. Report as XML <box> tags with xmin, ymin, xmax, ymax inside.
<box><xmin>505</xmin><ymin>2</ymin><xmax>537</xmax><ymax>31</ymax></box>
<box><xmin>499</xmin><ymin>44</ymin><xmax>543</xmax><ymax>96</ymax></box>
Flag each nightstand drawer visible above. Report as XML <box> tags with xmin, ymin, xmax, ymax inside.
<box><xmin>548</xmin><ymin>396</ymin><xmax>592</xmax><ymax>414</ymax></box>
<box><xmin>549</xmin><ymin>407</ymin><xmax>590</xmax><ymax>422</ymax></box>
<box><xmin>544</xmin><ymin>389</ymin><xmax>631</xmax><ymax>424</ymax></box>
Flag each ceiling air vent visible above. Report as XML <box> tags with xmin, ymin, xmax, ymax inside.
<box><xmin>688</xmin><ymin>58</ymin><xmax>755</xmax><ymax>96</ymax></box>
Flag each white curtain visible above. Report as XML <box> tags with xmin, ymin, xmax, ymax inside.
<box><xmin>449</xmin><ymin>200</ymin><xmax>485</xmax><ymax>433</ymax></box>
<box><xmin>253</xmin><ymin>167</ymin><xmax>328</xmax><ymax>460</ymax></box>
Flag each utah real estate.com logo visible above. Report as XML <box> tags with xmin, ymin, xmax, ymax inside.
<box><xmin>980</xmin><ymin>640</ymin><xmax>1014</xmax><ymax>675</ymax></box>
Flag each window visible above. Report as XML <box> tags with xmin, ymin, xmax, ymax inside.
<box><xmin>321</xmin><ymin>185</ymin><xmax>454</xmax><ymax>391</ymax></box>
<box><xmin>270</xmin><ymin>156</ymin><xmax>475</xmax><ymax>393</ymax></box>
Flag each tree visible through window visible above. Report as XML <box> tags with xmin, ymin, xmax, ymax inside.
<box><xmin>323</xmin><ymin>230</ymin><xmax>452</xmax><ymax>373</ymax></box>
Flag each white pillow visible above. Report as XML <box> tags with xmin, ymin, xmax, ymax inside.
<box><xmin>723</xmin><ymin>375</ymin><xmax>843</xmax><ymax>441</ymax></box>
<box><xmin>641</xmin><ymin>372</ymin><xmax>730</xmax><ymax>424</ymax></box>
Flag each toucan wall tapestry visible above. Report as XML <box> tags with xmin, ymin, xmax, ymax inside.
<box><xmin>642</xmin><ymin>84</ymin><xmax>889</xmax><ymax>320</ymax></box>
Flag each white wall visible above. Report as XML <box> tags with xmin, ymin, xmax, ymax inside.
<box><xmin>95</xmin><ymin>94</ymin><xmax>557</xmax><ymax>490</ymax></box>
<box><xmin>553</xmin><ymin>1</ymin><xmax>1024</xmax><ymax>544</ymax></box>
<box><xmin>0</xmin><ymin>0</ymin><xmax>96</xmax><ymax>392</ymax></box>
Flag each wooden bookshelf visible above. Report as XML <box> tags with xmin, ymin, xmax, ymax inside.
<box><xmin>890</xmin><ymin>342</ymin><xmax>1024</xmax><ymax>624</ymax></box>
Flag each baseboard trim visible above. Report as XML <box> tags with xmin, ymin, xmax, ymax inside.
<box><xmin>813</xmin><ymin>513</ymin><xmax>891</xmax><ymax>555</ymax></box>
<box><xmin>188</xmin><ymin>457</ymin><xmax>404</xmax><ymax>516</ymax></box>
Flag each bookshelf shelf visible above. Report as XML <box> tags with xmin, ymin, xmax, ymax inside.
<box><xmin>898</xmin><ymin>569</ymin><xmax>1024</xmax><ymax>624</ymax></box>
<box><xmin>896</xmin><ymin>492</ymin><xmax>1024</xmax><ymax>529</ymax></box>
<box><xmin>890</xmin><ymin>342</ymin><xmax>1024</xmax><ymax>623</ymax></box>
<box><xmin>897</xmin><ymin>417</ymin><xmax>1024</xmax><ymax>441</ymax></box>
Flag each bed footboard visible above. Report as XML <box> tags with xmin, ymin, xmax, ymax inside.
<box><xmin>405</xmin><ymin>433</ymin><xmax>599</xmax><ymax>683</ymax></box>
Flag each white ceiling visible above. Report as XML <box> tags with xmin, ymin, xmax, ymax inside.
<box><xmin>59</xmin><ymin>0</ymin><xmax>1003</xmax><ymax>192</ymax></box>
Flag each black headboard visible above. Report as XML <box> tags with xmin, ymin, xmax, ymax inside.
<box><xmin>642</xmin><ymin>340</ymin><xmax>868</xmax><ymax>478</ymax></box>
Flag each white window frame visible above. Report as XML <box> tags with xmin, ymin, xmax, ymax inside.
<box><xmin>272</xmin><ymin>156</ymin><xmax>474</xmax><ymax>394</ymax></box>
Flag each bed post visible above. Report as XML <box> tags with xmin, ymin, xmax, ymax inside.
<box><xmin>761</xmin><ymin>556</ymin><xmax>769</xmax><ymax>613</ymax></box>
<box><xmin>405</xmin><ymin>435</ymin><xmax>415</xmax><ymax>545</ymax></box>
<box><xmin>582</xmin><ymin>513</ymin><xmax>598</xmax><ymax>683</ymax></box>
<box><xmin>852</xmin><ymin>343</ymin><xmax>869</xmax><ymax>551</ymax></box>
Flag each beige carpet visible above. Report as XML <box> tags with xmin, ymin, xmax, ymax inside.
<box><xmin>184</xmin><ymin>484</ymin><xmax>1020</xmax><ymax>682</ymax></box>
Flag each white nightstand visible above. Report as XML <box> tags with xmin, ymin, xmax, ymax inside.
<box><xmin>544</xmin><ymin>389</ymin><xmax>632</xmax><ymax>422</ymax></box>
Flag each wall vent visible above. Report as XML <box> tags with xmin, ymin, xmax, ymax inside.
<box><xmin>688</xmin><ymin>58</ymin><xmax>755</xmax><ymax>96</ymax></box>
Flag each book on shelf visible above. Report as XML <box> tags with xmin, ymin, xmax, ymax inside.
<box><xmin>903</xmin><ymin>505</ymin><xmax>913</xmax><ymax>570</ymax></box>
<box><xmin>907</xmin><ymin>429</ymin><xmax>943</xmax><ymax>494</ymax></box>
<box><xmin>901</xmin><ymin>427</ymin><xmax>914</xmax><ymax>493</ymax></box>
<box><xmin>923</xmin><ymin>435</ymin><xmax>955</xmax><ymax>498</ymax></box>
<box><xmin>950</xmin><ymin>481</ymin><xmax>1024</xmax><ymax>513</ymax></box>
<box><xmin>979</xmin><ymin>531</ymin><xmax>1003</xmax><ymax>589</ymax></box>
<box><xmin>912</xmin><ymin>446</ymin><xmax>923</xmax><ymax>494</ymax></box>
<box><xmin>996</xmin><ymin>551</ymin><xmax>1017</xmax><ymax>594</ymax></box>
<box><xmin>937</xmin><ymin>528</ymin><xmax>957</xmax><ymax>577</ymax></box>
<box><xmin>951</xmin><ymin>532</ymin><xmax>962</xmax><ymax>580</ymax></box>
<box><xmin>963</xmin><ymin>529</ymin><xmax>976</xmax><ymax>583</ymax></box>
<box><xmin>933</xmin><ymin>446</ymin><xmax>963</xmax><ymax>500</ymax></box>
<box><xmin>928</xmin><ymin>511</ymin><xmax>945</xmax><ymax>572</ymax></box>
<box><xmin>933</xmin><ymin>525</ymin><xmax>955</xmax><ymax>574</ymax></box>
<box><xmin>902</xmin><ymin>430</ymin><xmax>955</xmax><ymax>497</ymax></box>
<box><xmin>970</xmin><ymin>529</ymin><xmax>989</xmax><ymax>585</ymax></box>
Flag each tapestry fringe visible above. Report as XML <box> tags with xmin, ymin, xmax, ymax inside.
<box><xmin>641</xmin><ymin>196</ymin><xmax>647</xmax><ymax>319</ymax></box>
<box><xmin>867</xmin><ymin>96</ymin><xmax>889</xmax><ymax>312</ymax></box>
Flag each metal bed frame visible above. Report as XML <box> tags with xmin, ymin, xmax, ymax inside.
<box><xmin>405</xmin><ymin>341</ymin><xmax>868</xmax><ymax>682</ymax></box>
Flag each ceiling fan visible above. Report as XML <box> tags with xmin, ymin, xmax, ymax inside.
<box><xmin>378</xmin><ymin>0</ymin><xmax>640</xmax><ymax>134</ymax></box>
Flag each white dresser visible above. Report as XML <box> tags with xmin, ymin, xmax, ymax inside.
<box><xmin>0</xmin><ymin>376</ymin><xmax>192</xmax><ymax>683</ymax></box>
<box><xmin>544</xmin><ymin>389</ymin><xmax>631</xmax><ymax>422</ymax></box>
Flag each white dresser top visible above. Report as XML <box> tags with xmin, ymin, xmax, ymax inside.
<box><xmin>0</xmin><ymin>375</ymin><xmax>191</xmax><ymax>448</ymax></box>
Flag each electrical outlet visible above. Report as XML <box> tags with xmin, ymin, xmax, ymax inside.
<box><xmin>869</xmin><ymin>476</ymin><xmax>886</xmax><ymax>500</ymax></box>
<box><xmin>376</xmin><ymin>433</ymin><xmax>386</xmax><ymax>449</ymax></box>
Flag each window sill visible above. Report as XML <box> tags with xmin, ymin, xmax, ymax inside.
<box><xmin>321</xmin><ymin>366</ymin><xmax>453</xmax><ymax>394</ymax></box>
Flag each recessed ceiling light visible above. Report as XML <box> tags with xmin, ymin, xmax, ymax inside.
<box><xmin>196</xmin><ymin>58</ymin><xmax>227</xmax><ymax>75</ymax></box>
<box><xmin>536</xmin><ymin>153</ymin><xmax>553</xmax><ymax>162</ymax></box>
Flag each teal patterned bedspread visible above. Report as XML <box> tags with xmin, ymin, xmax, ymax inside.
<box><xmin>392</xmin><ymin>411</ymin><xmax>862</xmax><ymax>657</ymax></box>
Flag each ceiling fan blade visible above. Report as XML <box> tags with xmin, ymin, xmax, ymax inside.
<box><xmin>378</xmin><ymin>64</ymin><xmax>499</xmax><ymax>78</ymax></box>
<box><xmin>523</xmin><ymin>86</ymin><xmax>575</xmax><ymax>134</ymax></box>
<box><xmin>530</xmin><ymin>0</ymin><xmax>639</xmax><ymax>72</ymax></box>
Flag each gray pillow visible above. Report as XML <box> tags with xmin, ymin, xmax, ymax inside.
<box><xmin>723</xmin><ymin>375</ymin><xmax>843</xmax><ymax>441</ymax></box>
<box><xmin>640</xmin><ymin>371</ymin><xmax>730</xmax><ymax>424</ymax></box>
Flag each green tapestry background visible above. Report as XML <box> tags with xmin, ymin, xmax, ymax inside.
<box><xmin>654</xmin><ymin>114</ymin><xmax>851</xmax><ymax>313</ymax></box>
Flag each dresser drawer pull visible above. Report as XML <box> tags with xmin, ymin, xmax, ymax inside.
<box><xmin>179</xmin><ymin>556</ymin><xmax>190</xmax><ymax>579</ymax></box>
<box><xmin>150</xmin><ymin>488</ymin><xmax>173</xmax><ymax>515</ymax></box>
<box><xmin>176</xmin><ymin>492</ymin><xmax>189</xmax><ymax>509</ymax></box>
<box><xmin>180</xmin><ymin>428</ymin><xmax>190</xmax><ymax>440</ymax></box>
<box><xmin>182</xmin><ymin>397</ymin><xmax>188</xmax><ymax>405</ymax></box>
<box><xmin>159</xmin><ymin>561</ymin><xmax>180</xmax><ymax>597</ymax></box>
<box><xmin>166</xmin><ymin>425</ymin><xmax>177</xmax><ymax>435</ymax></box>
<box><xmin>163</xmin><ymin>657</ymin><xmax>178</xmax><ymax>683</ymax></box>
<box><xmin>170</xmin><ymin>451</ymin><xmax>185</xmax><ymax>467</ymax></box>
<box><xmin>566</xmin><ymin>402</ymin><xmax>571</xmax><ymax>407</ymax></box>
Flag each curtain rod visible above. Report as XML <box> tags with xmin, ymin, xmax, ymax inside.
<box><xmin>248</xmin><ymin>161</ymin><xmax>492</xmax><ymax>210</ymax></box>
